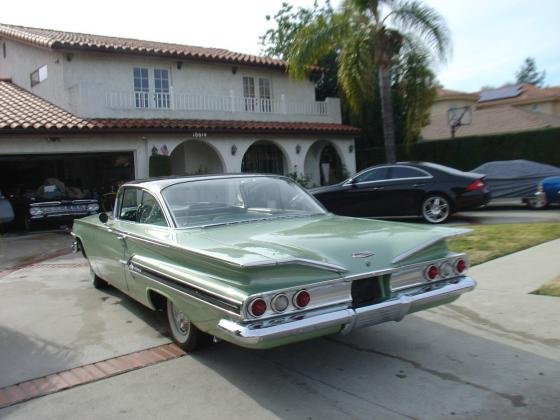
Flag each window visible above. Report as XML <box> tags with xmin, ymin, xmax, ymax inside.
<box><xmin>30</xmin><ymin>65</ymin><xmax>48</xmax><ymax>87</ymax></box>
<box><xmin>119</xmin><ymin>188</ymin><xmax>167</xmax><ymax>226</ymax></box>
<box><xmin>390</xmin><ymin>166</ymin><xmax>430</xmax><ymax>179</ymax></box>
<box><xmin>243</xmin><ymin>76</ymin><xmax>255</xmax><ymax>111</ymax></box>
<box><xmin>137</xmin><ymin>191</ymin><xmax>167</xmax><ymax>226</ymax></box>
<box><xmin>354</xmin><ymin>167</ymin><xmax>389</xmax><ymax>183</ymax></box>
<box><xmin>259</xmin><ymin>78</ymin><xmax>272</xmax><ymax>112</ymax></box>
<box><xmin>133</xmin><ymin>67</ymin><xmax>149</xmax><ymax>108</ymax></box>
<box><xmin>2</xmin><ymin>42</ymin><xmax>6</xmax><ymax>59</ymax></box>
<box><xmin>154</xmin><ymin>68</ymin><xmax>170</xmax><ymax>109</ymax></box>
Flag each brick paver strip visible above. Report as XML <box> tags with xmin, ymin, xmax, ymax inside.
<box><xmin>0</xmin><ymin>343</ymin><xmax>185</xmax><ymax>409</ymax></box>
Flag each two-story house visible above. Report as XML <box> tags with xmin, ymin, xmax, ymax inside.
<box><xmin>0</xmin><ymin>23</ymin><xmax>358</xmax><ymax>197</ymax></box>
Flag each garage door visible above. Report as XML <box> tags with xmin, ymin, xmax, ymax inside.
<box><xmin>0</xmin><ymin>152</ymin><xmax>134</xmax><ymax>206</ymax></box>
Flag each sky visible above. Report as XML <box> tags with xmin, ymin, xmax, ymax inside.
<box><xmin>1</xmin><ymin>0</ymin><xmax>559</xmax><ymax>92</ymax></box>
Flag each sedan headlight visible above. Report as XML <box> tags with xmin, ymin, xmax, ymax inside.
<box><xmin>87</xmin><ymin>203</ymin><xmax>100</xmax><ymax>212</ymax></box>
<box><xmin>29</xmin><ymin>207</ymin><xmax>44</xmax><ymax>216</ymax></box>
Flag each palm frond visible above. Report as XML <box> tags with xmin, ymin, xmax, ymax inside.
<box><xmin>386</xmin><ymin>0</ymin><xmax>451</xmax><ymax>62</ymax></box>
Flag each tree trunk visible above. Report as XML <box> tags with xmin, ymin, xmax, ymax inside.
<box><xmin>378</xmin><ymin>65</ymin><xmax>397</xmax><ymax>163</ymax></box>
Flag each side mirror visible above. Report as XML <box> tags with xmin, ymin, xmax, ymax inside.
<box><xmin>99</xmin><ymin>212</ymin><xmax>109</xmax><ymax>223</ymax></box>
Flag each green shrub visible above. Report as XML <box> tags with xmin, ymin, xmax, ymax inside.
<box><xmin>357</xmin><ymin>127</ymin><xmax>560</xmax><ymax>170</ymax></box>
<box><xmin>149</xmin><ymin>155</ymin><xmax>172</xmax><ymax>177</ymax></box>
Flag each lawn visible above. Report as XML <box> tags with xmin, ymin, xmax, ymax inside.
<box><xmin>532</xmin><ymin>277</ymin><xmax>560</xmax><ymax>297</ymax></box>
<box><xmin>448</xmin><ymin>223</ymin><xmax>560</xmax><ymax>266</ymax></box>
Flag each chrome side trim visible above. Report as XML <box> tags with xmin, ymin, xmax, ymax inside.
<box><xmin>217</xmin><ymin>276</ymin><xmax>476</xmax><ymax>346</ymax></box>
<box><xmin>391</xmin><ymin>229</ymin><xmax>471</xmax><ymax>264</ymax></box>
<box><xmin>127</xmin><ymin>261</ymin><xmax>242</xmax><ymax>317</ymax></box>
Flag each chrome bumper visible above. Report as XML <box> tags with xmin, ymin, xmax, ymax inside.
<box><xmin>218</xmin><ymin>276</ymin><xmax>476</xmax><ymax>346</ymax></box>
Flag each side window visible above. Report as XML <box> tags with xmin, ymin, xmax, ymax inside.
<box><xmin>354</xmin><ymin>167</ymin><xmax>389</xmax><ymax>183</ymax></box>
<box><xmin>119</xmin><ymin>188</ymin><xmax>141</xmax><ymax>221</ymax></box>
<box><xmin>138</xmin><ymin>191</ymin><xmax>167</xmax><ymax>226</ymax></box>
<box><xmin>390</xmin><ymin>167</ymin><xmax>429</xmax><ymax>179</ymax></box>
<box><xmin>133</xmin><ymin>67</ymin><xmax>149</xmax><ymax>108</ymax></box>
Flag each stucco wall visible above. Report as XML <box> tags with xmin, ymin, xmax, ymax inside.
<box><xmin>515</xmin><ymin>101</ymin><xmax>558</xmax><ymax>116</ymax></box>
<box><xmin>430</xmin><ymin>99</ymin><xmax>476</xmax><ymax>117</ymax></box>
<box><xmin>0</xmin><ymin>39</ymin><xmax>68</xmax><ymax>109</ymax></box>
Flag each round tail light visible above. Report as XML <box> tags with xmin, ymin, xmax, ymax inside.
<box><xmin>425</xmin><ymin>264</ymin><xmax>439</xmax><ymax>280</ymax></box>
<box><xmin>271</xmin><ymin>294</ymin><xmax>289</xmax><ymax>312</ymax></box>
<box><xmin>455</xmin><ymin>259</ymin><xmax>467</xmax><ymax>274</ymax></box>
<box><xmin>293</xmin><ymin>290</ymin><xmax>310</xmax><ymax>308</ymax></box>
<box><xmin>249</xmin><ymin>298</ymin><xmax>267</xmax><ymax>317</ymax></box>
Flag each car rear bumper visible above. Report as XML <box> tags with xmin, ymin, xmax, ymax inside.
<box><xmin>217</xmin><ymin>276</ymin><xmax>476</xmax><ymax>349</ymax></box>
<box><xmin>455</xmin><ymin>190</ymin><xmax>491</xmax><ymax>211</ymax></box>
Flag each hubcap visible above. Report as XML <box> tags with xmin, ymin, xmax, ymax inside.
<box><xmin>423</xmin><ymin>197</ymin><xmax>449</xmax><ymax>223</ymax></box>
<box><xmin>171</xmin><ymin>304</ymin><xmax>190</xmax><ymax>336</ymax></box>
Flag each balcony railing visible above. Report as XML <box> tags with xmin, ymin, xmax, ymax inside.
<box><xmin>104</xmin><ymin>90</ymin><xmax>329</xmax><ymax>116</ymax></box>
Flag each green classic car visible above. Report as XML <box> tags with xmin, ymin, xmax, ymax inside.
<box><xmin>72</xmin><ymin>174</ymin><xmax>475</xmax><ymax>351</ymax></box>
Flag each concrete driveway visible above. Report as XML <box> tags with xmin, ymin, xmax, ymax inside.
<box><xmin>0</xmin><ymin>234</ymin><xmax>559</xmax><ymax>418</ymax></box>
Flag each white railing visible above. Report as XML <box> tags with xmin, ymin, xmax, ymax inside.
<box><xmin>104</xmin><ymin>90</ymin><xmax>329</xmax><ymax>116</ymax></box>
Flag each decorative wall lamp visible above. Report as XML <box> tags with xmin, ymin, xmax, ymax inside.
<box><xmin>348</xmin><ymin>144</ymin><xmax>354</xmax><ymax>153</ymax></box>
<box><xmin>295</xmin><ymin>144</ymin><xmax>301</xmax><ymax>154</ymax></box>
<box><xmin>177</xmin><ymin>61</ymin><xmax>183</xmax><ymax>70</ymax></box>
<box><xmin>231</xmin><ymin>145</ymin><xmax>237</xmax><ymax>155</ymax></box>
<box><xmin>231</xmin><ymin>66</ymin><xmax>238</xmax><ymax>75</ymax></box>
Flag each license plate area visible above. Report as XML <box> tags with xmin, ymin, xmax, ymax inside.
<box><xmin>351</xmin><ymin>277</ymin><xmax>383</xmax><ymax>308</ymax></box>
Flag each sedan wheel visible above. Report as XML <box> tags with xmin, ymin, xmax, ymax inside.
<box><xmin>89</xmin><ymin>264</ymin><xmax>109</xmax><ymax>289</ymax></box>
<box><xmin>166</xmin><ymin>300</ymin><xmax>212</xmax><ymax>352</ymax></box>
<box><xmin>422</xmin><ymin>195</ymin><xmax>451</xmax><ymax>224</ymax></box>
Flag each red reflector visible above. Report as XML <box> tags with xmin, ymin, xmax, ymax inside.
<box><xmin>426</xmin><ymin>265</ymin><xmax>439</xmax><ymax>280</ymax></box>
<box><xmin>249</xmin><ymin>298</ymin><xmax>267</xmax><ymax>317</ymax></box>
<box><xmin>456</xmin><ymin>259</ymin><xmax>466</xmax><ymax>273</ymax></box>
<box><xmin>466</xmin><ymin>179</ymin><xmax>485</xmax><ymax>191</ymax></box>
<box><xmin>294</xmin><ymin>290</ymin><xmax>310</xmax><ymax>308</ymax></box>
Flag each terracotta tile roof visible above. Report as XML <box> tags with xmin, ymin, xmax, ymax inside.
<box><xmin>436</xmin><ymin>88</ymin><xmax>478</xmax><ymax>101</ymax></box>
<box><xmin>422</xmin><ymin>106</ymin><xmax>560</xmax><ymax>140</ymax></box>
<box><xmin>477</xmin><ymin>84</ymin><xmax>560</xmax><ymax>107</ymax></box>
<box><xmin>0</xmin><ymin>23</ymin><xmax>286</xmax><ymax>70</ymax></box>
<box><xmin>0</xmin><ymin>81</ymin><xmax>358</xmax><ymax>135</ymax></box>
<box><xmin>0</xmin><ymin>80</ymin><xmax>95</xmax><ymax>130</ymax></box>
<box><xmin>91</xmin><ymin>118</ymin><xmax>360</xmax><ymax>134</ymax></box>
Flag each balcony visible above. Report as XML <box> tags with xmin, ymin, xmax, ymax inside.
<box><xmin>76</xmin><ymin>88</ymin><xmax>342</xmax><ymax>123</ymax></box>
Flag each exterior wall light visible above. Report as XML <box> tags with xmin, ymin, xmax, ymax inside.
<box><xmin>231</xmin><ymin>145</ymin><xmax>237</xmax><ymax>155</ymax></box>
<box><xmin>296</xmin><ymin>144</ymin><xmax>301</xmax><ymax>154</ymax></box>
<box><xmin>232</xmin><ymin>66</ymin><xmax>238</xmax><ymax>74</ymax></box>
<box><xmin>177</xmin><ymin>61</ymin><xmax>183</xmax><ymax>70</ymax></box>
<box><xmin>348</xmin><ymin>144</ymin><xmax>354</xmax><ymax>153</ymax></box>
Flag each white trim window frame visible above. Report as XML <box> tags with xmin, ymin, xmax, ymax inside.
<box><xmin>258</xmin><ymin>78</ymin><xmax>272</xmax><ymax>113</ymax></box>
<box><xmin>133</xmin><ymin>67</ymin><xmax>150</xmax><ymax>108</ymax></box>
<box><xmin>154</xmin><ymin>68</ymin><xmax>171</xmax><ymax>109</ymax></box>
<box><xmin>243</xmin><ymin>76</ymin><xmax>256</xmax><ymax>112</ymax></box>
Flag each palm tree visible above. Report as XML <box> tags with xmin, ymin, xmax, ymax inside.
<box><xmin>287</xmin><ymin>0</ymin><xmax>450</xmax><ymax>163</ymax></box>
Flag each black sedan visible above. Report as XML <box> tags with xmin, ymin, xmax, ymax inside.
<box><xmin>309</xmin><ymin>162</ymin><xmax>491</xmax><ymax>223</ymax></box>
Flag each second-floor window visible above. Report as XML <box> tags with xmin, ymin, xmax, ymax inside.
<box><xmin>133</xmin><ymin>67</ymin><xmax>149</xmax><ymax>108</ymax></box>
<box><xmin>133</xmin><ymin>67</ymin><xmax>171</xmax><ymax>109</ymax></box>
<box><xmin>154</xmin><ymin>69</ymin><xmax>170</xmax><ymax>109</ymax></box>
<box><xmin>243</xmin><ymin>76</ymin><xmax>273</xmax><ymax>113</ymax></box>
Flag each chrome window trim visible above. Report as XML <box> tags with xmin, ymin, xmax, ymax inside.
<box><xmin>115</xmin><ymin>186</ymin><xmax>174</xmax><ymax>228</ymax></box>
<box><xmin>343</xmin><ymin>165</ymin><xmax>433</xmax><ymax>186</ymax></box>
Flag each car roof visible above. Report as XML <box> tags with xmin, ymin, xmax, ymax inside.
<box><xmin>122</xmin><ymin>173</ymin><xmax>286</xmax><ymax>191</ymax></box>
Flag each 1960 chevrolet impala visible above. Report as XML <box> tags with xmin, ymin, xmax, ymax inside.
<box><xmin>72</xmin><ymin>174</ymin><xmax>475</xmax><ymax>351</ymax></box>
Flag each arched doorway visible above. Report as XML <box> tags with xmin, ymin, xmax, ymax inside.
<box><xmin>170</xmin><ymin>140</ymin><xmax>224</xmax><ymax>175</ymax></box>
<box><xmin>241</xmin><ymin>140</ymin><xmax>286</xmax><ymax>175</ymax></box>
<box><xmin>304</xmin><ymin>140</ymin><xmax>344</xmax><ymax>186</ymax></box>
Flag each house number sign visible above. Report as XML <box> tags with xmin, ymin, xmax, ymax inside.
<box><xmin>192</xmin><ymin>132</ymin><xmax>207</xmax><ymax>138</ymax></box>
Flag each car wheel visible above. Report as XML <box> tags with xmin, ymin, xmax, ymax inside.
<box><xmin>166</xmin><ymin>299</ymin><xmax>212</xmax><ymax>352</ymax></box>
<box><xmin>89</xmin><ymin>264</ymin><xmax>109</xmax><ymax>289</ymax></box>
<box><xmin>422</xmin><ymin>195</ymin><xmax>451</xmax><ymax>224</ymax></box>
<box><xmin>527</xmin><ymin>197</ymin><xmax>548</xmax><ymax>210</ymax></box>
<box><xmin>24</xmin><ymin>217</ymin><xmax>34</xmax><ymax>231</ymax></box>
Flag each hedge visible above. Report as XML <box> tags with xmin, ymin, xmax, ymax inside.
<box><xmin>149</xmin><ymin>155</ymin><xmax>172</xmax><ymax>177</ymax></box>
<box><xmin>357</xmin><ymin>127</ymin><xmax>560</xmax><ymax>171</ymax></box>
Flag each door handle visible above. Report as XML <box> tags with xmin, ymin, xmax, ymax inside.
<box><xmin>412</xmin><ymin>183</ymin><xmax>425</xmax><ymax>187</ymax></box>
<box><xmin>116</xmin><ymin>234</ymin><xmax>126</xmax><ymax>241</ymax></box>
<box><xmin>372</xmin><ymin>186</ymin><xmax>384</xmax><ymax>190</ymax></box>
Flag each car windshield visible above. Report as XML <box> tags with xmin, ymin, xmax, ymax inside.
<box><xmin>161</xmin><ymin>176</ymin><xmax>326</xmax><ymax>228</ymax></box>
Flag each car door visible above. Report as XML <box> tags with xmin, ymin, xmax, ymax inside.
<box><xmin>93</xmin><ymin>188</ymin><xmax>139</xmax><ymax>291</ymax></box>
<box><xmin>378</xmin><ymin>166</ymin><xmax>433</xmax><ymax>216</ymax></box>
<box><xmin>121</xmin><ymin>190</ymin><xmax>170</xmax><ymax>300</ymax></box>
<box><xmin>339</xmin><ymin>167</ymin><xmax>391</xmax><ymax>216</ymax></box>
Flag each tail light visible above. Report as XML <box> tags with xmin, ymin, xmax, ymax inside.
<box><xmin>466</xmin><ymin>179</ymin><xmax>485</xmax><ymax>191</ymax></box>
<box><xmin>425</xmin><ymin>265</ymin><xmax>439</xmax><ymax>280</ymax></box>
<box><xmin>455</xmin><ymin>258</ymin><xmax>467</xmax><ymax>274</ymax></box>
<box><xmin>293</xmin><ymin>290</ymin><xmax>310</xmax><ymax>308</ymax></box>
<box><xmin>248</xmin><ymin>298</ymin><xmax>267</xmax><ymax>317</ymax></box>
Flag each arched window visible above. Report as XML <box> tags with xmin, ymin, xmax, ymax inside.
<box><xmin>241</xmin><ymin>141</ymin><xmax>285</xmax><ymax>175</ymax></box>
